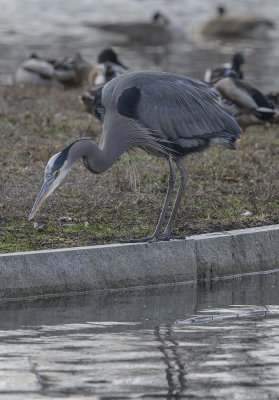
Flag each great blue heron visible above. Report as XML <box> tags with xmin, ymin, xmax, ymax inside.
<box><xmin>29</xmin><ymin>71</ymin><xmax>242</xmax><ymax>242</ymax></box>
<box><xmin>204</xmin><ymin>52</ymin><xmax>245</xmax><ymax>84</ymax></box>
<box><xmin>201</xmin><ymin>6</ymin><xmax>274</xmax><ymax>39</ymax></box>
<box><xmin>215</xmin><ymin>76</ymin><xmax>277</xmax><ymax>128</ymax></box>
<box><xmin>15</xmin><ymin>52</ymin><xmax>91</xmax><ymax>88</ymax></box>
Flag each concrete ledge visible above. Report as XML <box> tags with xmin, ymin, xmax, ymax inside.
<box><xmin>1</xmin><ymin>224</ymin><xmax>279</xmax><ymax>299</ymax></box>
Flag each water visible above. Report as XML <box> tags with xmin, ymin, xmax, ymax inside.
<box><xmin>1</xmin><ymin>271</ymin><xmax>279</xmax><ymax>399</ymax></box>
<box><xmin>1</xmin><ymin>2</ymin><xmax>279</xmax><ymax>396</ymax></box>
<box><xmin>0</xmin><ymin>0</ymin><xmax>279</xmax><ymax>90</ymax></box>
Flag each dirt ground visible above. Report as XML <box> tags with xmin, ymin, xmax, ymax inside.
<box><xmin>1</xmin><ymin>84</ymin><xmax>279</xmax><ymax>253</ymax></box>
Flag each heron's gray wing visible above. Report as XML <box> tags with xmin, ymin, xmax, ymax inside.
<box><xmin>101</xmin><ymin>72</ymin><xmax>242</xmax><ymax>156</ymax></box>
<box><xmin>133</xmin><ymin>75</ymin><xmax>242</xmax><ymax>150</ymax></box>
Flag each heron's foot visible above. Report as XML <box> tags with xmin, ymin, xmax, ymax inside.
<box><xmin>120</xmin><ymin>235</ymin><xmax>156</xmax><ymax>244</ymax></box>
<box><xmin>120</xmin><ymin>233</ymin><xmax>186</xmax><ymax>244</ymax></box>
<box><xmin>156</xmin><ymin>233</ymin><xmax>186</xmax><ymax>241</ymax></box>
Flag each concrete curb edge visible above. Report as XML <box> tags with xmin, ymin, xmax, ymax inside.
<box><xmin>1</xmin><ymin>224</ymin><xmax>279</xmax><ymax>299</ymax></box>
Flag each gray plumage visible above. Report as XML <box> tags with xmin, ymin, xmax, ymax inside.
<box><xmin>29</xmin><ymin>71</ymin><xmax>242</xmax><ymax>242</ymax></box>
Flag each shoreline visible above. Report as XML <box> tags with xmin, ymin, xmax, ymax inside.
<box><xmin>1</xmin><ymin>224</ymin><xmax>279</xmax><ymax>299</ymax></box>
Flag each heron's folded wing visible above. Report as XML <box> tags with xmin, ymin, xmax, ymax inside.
<box><xmin>137</xmin><ymin>76</ymin><xmax>242</xmax><ymax>143</ymax></box>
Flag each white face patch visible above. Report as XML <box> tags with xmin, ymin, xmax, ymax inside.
<box><xmin>43</xmin><ymin>151</ymin><xmax>70</xmax><ymax>198</ymax></box>
<box><xmin>44</xmin><ymin>152</ymin><xmax>60</xmax><ymax>179</ymax></box>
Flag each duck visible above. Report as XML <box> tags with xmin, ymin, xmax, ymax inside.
<box><xmin>204</xmin><ymin>52</ymin><xmax>245</xmax><ymax>84</ymax></box>
<box><xmin>88</xmin><ymin>48</ymin><xmax>127</xmax><ymax>86</ymax></box>
<box><xmin>54</xmin><ymin>53</ymin><xmax>91</xmax><ymax>87</ymax></box>
<box><xmin>14</xmin><ymin>52</ymin><xmax>91</xmax><ymax>88</ymax></box>
<box><xmin>201</xmin><ymin>6</ymin><xmax>274</xmax><ymax>39</ymax></box>
<box><xmin>81</xmin><ymin>48</ymin><xmax>128</xmax><ymax>113</ymax></box>
<box><xmin>86</xmin><ymin>12</ymin><xmax>185</xmax><ymax>46</ymax></box>
<box><xmin>265</xmin><ymin>91</ymin><xmax>279</xmax><ymax>108</ymax></box>
<box><xmin>14</xmin><ymin>53</ymin><xmax>62</xmax><ymax>88</ymax></box>
<box><xmin>215</xmin><ymin>76</ymin><xmax>277</xmax><ymax>128</ymax></box>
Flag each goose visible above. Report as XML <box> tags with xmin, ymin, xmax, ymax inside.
<box><xmin>86</xmin><ymin>12</ymin><xmax>185</xmax><ymax>46</ymax></box>
<box><xmin>215</xmin><ymin>76</ymin><xmax>277</xmax><ymax>128</ymax></box>
<box><xmin>204</xmin><ymin>52</ymin><xmax>245</xmax><ymax>84</ymax></box>
<box><xmin>81</xmin><ymin>49</ymin><xmax>128</xmax><ymax>113</ymax></box>
<box><xmin>201</xmin><ymin>6</ymin><xmax>274</xmax><ymax>39</ymax></box>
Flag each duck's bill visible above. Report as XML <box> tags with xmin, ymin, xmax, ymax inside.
<box><xmin>28</xmin><ymin>179</ymin><xmax>52</xmax><ymax>221</ymax></box>
<box><xmin>117</xmin><ymin>60</ymin><xmax>128</xmax><ymax>70</ymax></box>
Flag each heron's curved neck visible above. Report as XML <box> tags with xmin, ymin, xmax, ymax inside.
<box><xmin>68</xmin><ymin>138</ymin><xmax>124</xmax><ymax>174</ymax></box>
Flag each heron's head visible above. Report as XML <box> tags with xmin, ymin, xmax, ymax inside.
<box><xmin>29</xmin><ymin>146</ymin><xmax>72</xmax><ymax>221</ymax></box>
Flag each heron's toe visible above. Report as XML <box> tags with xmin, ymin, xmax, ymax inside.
<box><xmin>120</xmin><ymin>236</ymin><xmax>155</xmax><ymax>244</ymax></box>
<box><xmin>157</xmin><ymin>233</ymin><xmax>186</xmax><ymax>241</ymax></box>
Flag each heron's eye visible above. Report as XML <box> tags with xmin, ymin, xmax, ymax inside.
<box><xmin>54</xmin><ymin>170</ymin><xmax>60</xmax><ymax>177</ymax></box>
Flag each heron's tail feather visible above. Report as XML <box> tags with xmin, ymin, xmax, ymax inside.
<box><xmin>210</xmin><ymin>137</ymin><xmax>237</xmax><ymax>149</ymax></box>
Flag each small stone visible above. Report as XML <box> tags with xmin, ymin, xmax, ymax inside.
<box><xmin>37</xmin><ymin>224</ymin><xmax>46</xmax><ymax>232</ymax></box>
<box><xmin>34</xmin><ymin>222</ymin><xmax>46</xmax><ymax>231</ymax></box>
<box><xmin>241</xmin><ymin>211</ymin><xmax>252</xmax><ymax>217</ymax></box>
<box><xmin>84</xmin><ymin>221</ymin><xmax>89</xmax><ymax>226</ymax></box>
<box><xmin>58</xmin><ymin>216</ymin><xmax>72</xmax><ymax>223</ymax></box>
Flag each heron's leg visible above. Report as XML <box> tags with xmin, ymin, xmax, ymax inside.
<box><xmin>159</xmin><ymin>160</ymin><xmax>188</xmax><ymax>238</ymax></box>
<box><xmin>151</xmin><ymin>156</ymin><xmax>177</xmax><ymax>238</ymax></box>
<box><xmin>123</xmin><ymin>156</ymin><xmax>177</xmax><ymax>243</ymax></box>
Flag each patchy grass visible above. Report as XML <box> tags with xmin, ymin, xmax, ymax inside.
<box><xmin>1</xmin><ymin>84</ymin><xmax>279</xmax><ymax>253</ymax></box>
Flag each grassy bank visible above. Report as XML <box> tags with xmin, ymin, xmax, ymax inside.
<box><xmin>1</xmin><ymin>84</ymin><xmax>279</xmax><ymax>253</ymax></box>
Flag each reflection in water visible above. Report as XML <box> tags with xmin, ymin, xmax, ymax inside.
<box><xmin>0</xmin><ymin>272</ymin><xmax>279</xmax><ymax>398</ymax></box>
<box><xmin>155</xmin><ymin>324</ymin><xmax>188</xmax><ymax>398</ymax></box>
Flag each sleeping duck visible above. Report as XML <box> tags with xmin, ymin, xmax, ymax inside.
<box><xmin>14</xmin><ymin>53</ymin><xmax>61</xmax><ymax>88</ymax></box>
<box><xmin>54</xmin><ymin>53</ymin><xmax>91</xmax><ymax>87</ymax></box>
<box><xmin>204</xmin><ymin>52</ymin><xmax>245</xmax><ymax>84</ymax></box>
<box><xmin>15</xmin><ymin>53</ymin><xmax>91</xmax><ymax>88</ymax></box>
<box><xmin>201</xmin><ymin>6</ymin><xmax>274</xmax><ymax>39</ymax></box>
<box><xmin>215</xmin><ymin>76</ymin><xmax>277</xmax><ymax>128</ymax></box>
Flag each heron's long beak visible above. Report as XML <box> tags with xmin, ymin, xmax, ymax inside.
<box><xmin>28</xmin><ymin>179</ymin><xmax>53</xmax><ymax>221</ymax></box>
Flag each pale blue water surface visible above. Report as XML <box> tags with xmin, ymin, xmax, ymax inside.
<box><xmin>0</xmin><ymin>271</ymin><xmax>279</xmax><ymax>399</ymax></box>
